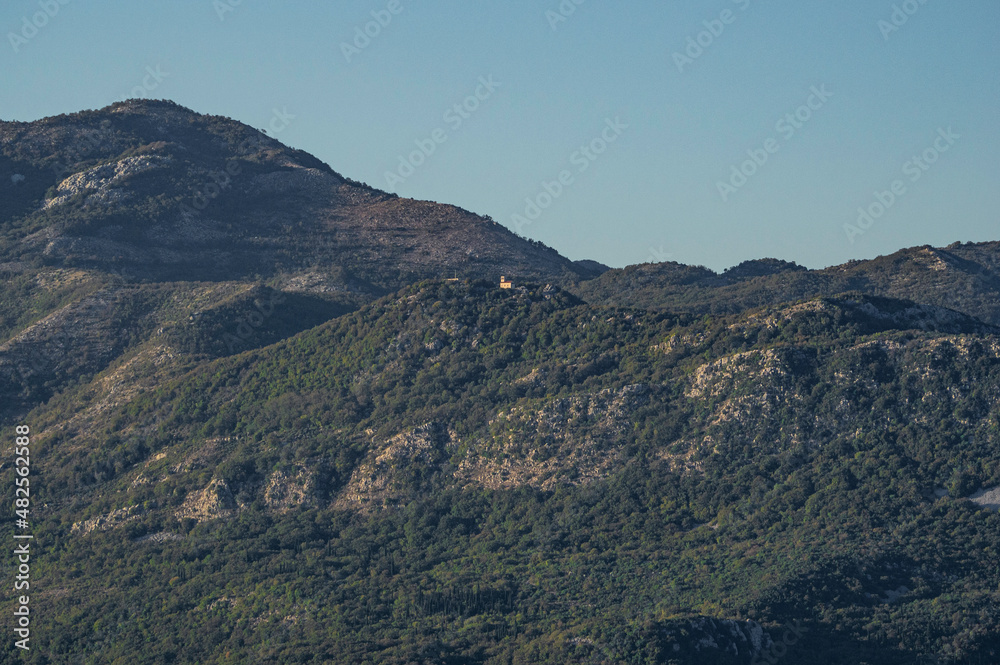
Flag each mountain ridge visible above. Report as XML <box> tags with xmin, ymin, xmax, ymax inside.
<box><xmin>574</xmin><ymin>241</ymin><xmax>1000</xmax><ymax>326</ymax></box>
<box><xmin>2</xmin><ymin>101</ymin><xmax>1000</xmax><ymax>664</ymax></box>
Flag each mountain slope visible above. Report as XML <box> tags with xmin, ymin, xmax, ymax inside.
<box><xmin>0</xmin><ymin>100</ymin><xmax>600</xmax><ymax>421</ymax></box>
<box><xmin>10</xmin><ymin>280</ymin><xmax>1000</xmax><ymax>664</ymax></box>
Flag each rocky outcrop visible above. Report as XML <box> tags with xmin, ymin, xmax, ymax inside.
<box><xmin>968</xmin><ymin>486</ymin><xmax>1000</xmax><ymax>511</ymax></box>
<box><xmin>175</xmin><ymin>478</ymin><xmax>237</xmax><ymax>522</ymax></box>
<box><xmin>456</xmin><ymin>384</ymin><xmax>651</xmax><ymax>491</ymax></box>
<box><xmin>263</xmin><ymin>466</ymin><xmax>317</xmax><ymax>512</ymax></box>
<box><xmin>335</xmin><ymin>422</ymin><xmax>456</xmax><ymax>511</ymax></box>
<box><xmin>43</xmin><ymin>155</ymin><xmax>171</xmax><ymax>210</ymax></box>
<box><xmin>71</xmin><ymin>505</ymin><xmax>144</xmax><ymax>535</ymax></box>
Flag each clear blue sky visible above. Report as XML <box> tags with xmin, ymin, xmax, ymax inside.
<box><xmin>2</xmin><ymin>0</ymin><xmax>997</xmax><ymax>271</ymax></box>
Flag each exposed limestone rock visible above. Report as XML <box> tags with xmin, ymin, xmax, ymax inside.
<box><xmin>514</xmin><ymin>367</ymin><xmax>547</xmax><ymax>385</ymax></box>
<box><xmin>32</xmin><ymin>268</ymin><xmax>91</xmax><ymax>291</ymax></box>
<box><xmin>456</xmin><ymin>384</ymin><xmax>650</xmax><ymax>491</ymax></box>
<box><xmin>967</xmin><ymin>486</ymin><xmax>1000</xmax><ymax>511</ymax></box>
<box><xmin>175</xmin><ymin>478</ymin><xmax>237</xmax><ymax>522</ymax></box>
<box><xmin>171</xmin><ymin>439</ymin><xmax>225</xmax><ymax>474</ymax></box>
<box><xmin>672</xmin><ymin>348</ymin><xmax>816</xmax><ymax>467</ymax></box>
<box><xmin>686</xmin><ymin>349</ymin><xmax>790</xmax><ymax>399</ymax></box>
<box><xmin>44</xmin><ymin>155</ymin><xmax>172</xmax><ymax>210</ymax></box>
<box><xmin>130</xmin><ymin>473</ymin><xmax>152</xmax><ymax>489</ymax></box>
<box><xmin>71</xmin><ymin>505</ymin><xmax>144</xmax><ymax>536</ymax></box>
<box><xmin>263</xmin><ymin>466</ymin><xmax>316</xmax><ymax>512</ymax></box>
<box><xmin>729</xmin><ymin>298</ymin><xmax>830</xmax><ymax>334</ymax></box>
<box><xmin>335</xmin><ymin>422</ymin><xmax>456</xmax><ymax>510</ymax></box>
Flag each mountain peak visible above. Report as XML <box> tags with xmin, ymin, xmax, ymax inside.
<box><xmin>1</xmin><ymin>101</ymin><xmax>598</xmax><ymax>289</ymax></box>
<box><xmin>723</xmin><ymin>257</ymin><xmax>806</xmax><ymax>281</ymax></box>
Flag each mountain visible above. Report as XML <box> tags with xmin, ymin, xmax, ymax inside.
<box><xmin>2</xmin><ymin>101</ymin><xmax>1000</xmax><ymax>664</ymax></box>
<box><xmin>573</xmin><ymin>242</ymin><xmax>1000</xmax><ymax>326</ymax></box>
<box><xmin>0</xmin><ymin>100</ymin><xmax>599</xmax><ymax>421</ymax></box>
<box><xmin>1</xmin><ymin>99</ymin><xmax>596</xmax><ymax>288</ymax></box>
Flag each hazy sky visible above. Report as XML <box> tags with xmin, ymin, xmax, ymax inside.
<box><xmin>2</xmin><ymin>0</ymin><xmax>997</xmax><ymax>271</ymax></box>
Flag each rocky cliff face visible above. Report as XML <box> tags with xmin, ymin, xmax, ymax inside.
<box><xmin>457</xmin><ymin>384</ymin><xmax>651</xmax><ymax>491</ymax></box>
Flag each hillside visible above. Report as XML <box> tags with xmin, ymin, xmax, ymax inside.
<box><xmin>0</xmin><ymin>100</ymin><xmax>598</xmax><ymax>422</ymax></box>
<box><xmin>7</xmin><ymin>280</ymin><xmax>1000</xmax><ymax>664</ymax></box>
